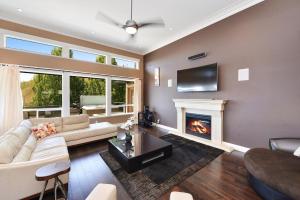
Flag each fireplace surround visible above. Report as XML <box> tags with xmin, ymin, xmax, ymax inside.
<box><xmin>172</xmin><ymin>99</ymin><xmax>232</xmax><ymax>151</ymax></box>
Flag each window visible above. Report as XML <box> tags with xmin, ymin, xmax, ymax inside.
<box><xmin>111</xmin><ymin>80</ymin><xmax>134</xmax><ymax>114</ymax></box>
<box><xmin>69</xmin><ymin>49</ymin><xmax>106</xmax><ymax>64</ymax></box>
<box><xmin>20</xmin><ymin>72</ymin><xmax>62</xmax><ymax>119</ymax></box>
<box><xmin>6</xmin><ymin>36</ymin><xmax>62</xmax><ymax>56</ymax></box>
<box><xmin>70</xmin><ymin>76</ymin><xmax>106</xmax><ymax>117</ymax></box>
<box><xmin>19</xmin><ymin>68</ymin><xmax>136</xmax><ymax>118</ymax></box>
<box><xmin>111</xmin><ymin>57</ymin><xmax>137</xmax><ymax>69</ymax></box>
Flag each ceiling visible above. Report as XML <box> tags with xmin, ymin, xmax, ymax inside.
<box><xmin>0</xmin><ymin>0</ymin><xmax>263</xmax><ymax>55</ymax></box>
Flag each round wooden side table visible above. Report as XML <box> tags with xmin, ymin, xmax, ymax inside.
<box><xmin>35</xmin><ymin>161</ymin><xmax>70</xmax><ymax>200</ymax></box>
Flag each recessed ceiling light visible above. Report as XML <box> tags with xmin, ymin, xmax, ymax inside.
<box><xmin>91</xmin><ymin>31</ymin><xmax>95</xmax><ymax>34</ymax></box>
<box><xmin>168</xmin><ymin>27</ymin><xmax>173</xmax><ymax>31</ymax></box>
<box><xmin>17</xmin><ymin>8</ymin><xmax>23</xmax><ymax>12</ymax></box>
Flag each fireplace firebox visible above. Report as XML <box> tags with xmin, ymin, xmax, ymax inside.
<box><xmin>185</xmin><ymin>113</ymin><xmax>211</xmax><ymax>140</ymax></box>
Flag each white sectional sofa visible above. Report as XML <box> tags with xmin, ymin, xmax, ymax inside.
<box><xmin>0</xmin><ymin>114</ymin><xmax>118</xmax><ymax>200</ymax></box>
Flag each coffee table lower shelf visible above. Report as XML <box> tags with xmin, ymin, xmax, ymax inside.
<box><xmin>108</xmin><ymin>142</ymin><xmax>172</xmax><ymax>173</ymax></box>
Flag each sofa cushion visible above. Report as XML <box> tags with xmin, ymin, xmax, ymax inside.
<box><xmin>86</xmin><ymin>184</ymin><xmax>117</xmax><ymax>200</ymax></box>
<box><xmin>294</xmin><ymin>146</ymin><xmax>300</xmax><ymax>157</ymax></box>
<box><xmin>62</xmin><ymin>114</ymin><xmax>89</xmax><ymax>132</ymax></box>
<box><xmin>30</xmin><ymin>117</ymin><xmax>63</xmax><ymax>132</ymax></box>
<box><xmin>59</xmin><ymin>122</ymin><xmax>117</xmax><ymax>142</ymax></box>
<box><xmin>30</xmin><ymin>146</ymin><xmax>68</xmax><ymax>160</ymax></box>
<box><xmin>11</xmin><ymin>134</ymin><xmax>37</xmax><ymax>163</ymax></box>
<box><xmin>0</xmin><ymin>128</ymin><xmax>14</xmax><ymax>142</ymax></box>
<box><xmin>244</xmin><ymin>148</ymin><xmax>300</xmax><ymax>200</ymax></box>
<box><xmin>23</xmin><ymin>134</ymin><xmax>37</xmax><ymax>150</ymax></box>
<box><xmin>12</xmin><ymin>146</ymin><xmax>32</xmax><ymax>163</ymax></box>
<box><xmin>35</xmin><ymin>137</ymin><xmax>66</xmax><ymax>152</ymax></box>
<box><xmin>19</xmin><ymin>120</ymin><xmax>33</xmax><ymax>129</ymax></box>
<box><xmin>11</xmin><ymin>126</ymin><xmax>31</xmax><ymax>145</ymax></box>
<box><xmin>0</xmin><ymin>131</ymin><xmax>23</xmax><ymax>163</ymax></box>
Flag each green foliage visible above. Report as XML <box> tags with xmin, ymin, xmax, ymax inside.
<box><xmin>69</xmin><ymin>77</ymin><xmax>105</xmax><ymax>107</ymax></box>
<box><xmin>70</xmin><ymin>76</ymin><xmax>85</xmax><ymax>105</ymax></box>
<box><xmin>83</xmin><ymin>78</ymin><xmax>105</xmax><ymax>95</ymax></box>
<box><xmin>111</xmin><ymin>80</ymin><xmax>126</xmax><ymax>104</ymax></box>
<box><xmin>51</xmin><ymin>47</ymin><xmax>62</xmax><ymax>56</ymax></box>
<box><xmin>69</xmin><ymin>49</ymin><xmax>73</xmax><ymax>58</ymax></box>
<box><xmin>96</xmin><ymin>55</ymin><xmax>105</xmax><ymax>64</ymax></box>
<box><xmin>21</xmin><ymin>75</ymin><xmax>129</xmax><ymax>109</ymax></box>
<box><xmin>111</xmin><ymin>57</ymin><xmax>117</xmax><ymax>65</ymax></box>
<box><xmin>32</xmin><ymin>74</ymin><xmax>62</xmax><ymax>107</ymax></box>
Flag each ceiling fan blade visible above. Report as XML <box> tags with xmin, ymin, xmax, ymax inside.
<box><xmin>138</xmin><ymin>18</ymin><xmax>165</xmax><ymax>28</ymax></box>
<box><xmin>96</xmin><ymin>11</ymin><xmax>124</xmax><ymax>28</ymax></box>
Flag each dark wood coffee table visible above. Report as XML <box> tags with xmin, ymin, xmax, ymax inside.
<box><xmin>108</xmin><ymin>132</ymin><xmax>172</xmax><ymax>173</ymax></box>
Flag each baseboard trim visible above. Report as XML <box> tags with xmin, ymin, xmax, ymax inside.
<box><xmin>223</xmin><ymin>142</ymin><xmax>250</xmax><ymax>153</ymax></box>
<box><xmin>153</xmin><ymin>123</ymin><xmax>250</xmax><ymax>153</ymax></box>
<box><xmin>153</xmin><ymin>123</ymin><xmax>178</xmax><ymax>132</ymax></box>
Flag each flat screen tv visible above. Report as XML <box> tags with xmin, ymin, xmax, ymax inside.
<box><xmin>177</xmin><ymin>63</ymin><xmax>218</xmax><ymax>92</ymax></box>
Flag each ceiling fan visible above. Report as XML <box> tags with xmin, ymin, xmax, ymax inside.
<box><xmin>96</xmin><ymin>0</ymin><xmax>165</xmax><ymax>36</ymax></box>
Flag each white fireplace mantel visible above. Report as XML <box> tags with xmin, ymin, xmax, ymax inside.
<box><xmin>171</xmin><ymin>99</ymin><xmax>232</xmax><ymax>152</ymax></box>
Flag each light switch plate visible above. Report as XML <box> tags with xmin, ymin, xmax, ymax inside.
<box><xmin>168</xmin><ymin>79</ymin><xmax>173</xmax><ymax>87</ymax></box>
<box><xmin>238</xmin><ymin>68</ymin><xmax>249</xmax><ymax>81</ymax></box>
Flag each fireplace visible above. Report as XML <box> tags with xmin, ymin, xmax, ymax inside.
<box><xmin>173</xmin><ymin>99</ymin><xmax>230</xmax><ymax>151</ymax></box>
<box><xmin>185</xmin><ymin>113</ymin><xmax>211</xmax><ymax>140</ymax></box>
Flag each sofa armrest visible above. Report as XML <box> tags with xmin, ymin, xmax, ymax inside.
<box><xmin>0</xmin><ymin>154</ymin><xmax>69</xmax><ymax>200</ymax></box>
<box><xmin>269</xmin><ymin>138</ymin><xmax>300</xmax><ymax>153</ymax></box>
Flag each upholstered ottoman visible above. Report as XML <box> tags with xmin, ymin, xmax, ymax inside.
<box><xmin>170</xmin><ymin>192</ymin><xmax>193</xmax><ymax>200</ymax></box>
<box><xmin>86</xmin><ymin>184</ymin><xmax>117</xmax><ymax>200</ymax></box>
<box><xmin>244</xmin><ymin>148</ymin><xmax>300</xmax><ymax>200</ymax></box>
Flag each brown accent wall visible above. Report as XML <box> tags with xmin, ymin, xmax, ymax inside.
<box><xmin>0</xmin><ymin>48</ymin><xmax>143</xmax><ymax>79</ymax></box>
<box><xmin>144</xmin><ymin>0</ymin><xmax>300</xmax><ymax>148</ymax></box>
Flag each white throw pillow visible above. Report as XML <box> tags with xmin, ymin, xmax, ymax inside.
<box><xmin>293</xmin><ymin>146</ymin><xmax>300</xmax><ymax>157</ymax></box>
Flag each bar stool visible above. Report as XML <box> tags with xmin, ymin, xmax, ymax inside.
<box><xmin>35</xmin><ymin>161</ymin><xmax>70</xmax><ymax>200</ymax></box>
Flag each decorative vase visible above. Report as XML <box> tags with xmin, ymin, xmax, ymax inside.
<box><xmin>125</xmin><ymin>132</ymin><xmax>132</xmax><ymax>143</ymax></box>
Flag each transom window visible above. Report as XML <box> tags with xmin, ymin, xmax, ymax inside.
<box><xmin>3</xmin><ymin>34</ymin><xmax>140</xmax><ymax>69</ymax></box>
<box><xmin>6</xmin><ymin>36</ymin><xmax>62</xmax><ymax>56</ymax></box>
<box><xmin>69</xmin><ymin>49</ymin><xmax>106</xmax><ymax>64</ymax></box>
<box><xmin>111</xmin><ymin>57</ymin><xmax>137</xmax><ymax>69</ymax></box>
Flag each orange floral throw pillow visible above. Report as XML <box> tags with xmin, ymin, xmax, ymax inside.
<box><xmin>32</xmin><ymin>123</ymin><xmax>57</xmax><ymax>140</ymax></box>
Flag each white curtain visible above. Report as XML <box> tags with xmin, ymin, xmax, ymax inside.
<box><xmin>133</xmin><ymin>78</ymin><xmax>142</xmax><ymax>124</ymax></box>
<box><xmin>0</xmin><ymin>64</ymin><xmax>23</xmax><ymax>135</ymax></box>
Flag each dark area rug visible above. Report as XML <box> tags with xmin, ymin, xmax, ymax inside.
<box><xmin>100</xmin><ymin>134</ymin><xmax>224</xmax><ymax>200</ymax></box>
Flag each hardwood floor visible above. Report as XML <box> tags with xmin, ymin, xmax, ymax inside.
<box><xmin>33</xmin><ymin>126</ymin><xmax>261</xmax><ymax>200</ymax></box>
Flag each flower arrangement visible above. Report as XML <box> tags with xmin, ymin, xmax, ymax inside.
<box><xmin>121</xmin><ymin>116</ymin><xmax>135</xmax><ymax>143</ymax></box>
<box><xmin>121</xmin><ymin>116</ymin><xmax>135</xmax><ymax>131</ymax></box>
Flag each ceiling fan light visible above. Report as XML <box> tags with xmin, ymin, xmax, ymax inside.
<box><xmin>125</xmin><ymin>26</ymin><xmax>137</xmax><ymax>35</ymax></box>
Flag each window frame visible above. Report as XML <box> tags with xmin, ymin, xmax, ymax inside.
<box><xmin>69</xmin><ymin>48</ymin><xmax>107</xmax><ymax>64</ymax></box>
<box><xmin>4</xmin><ymin>35</ymin><xmax>63</xmax><ymax>57</ymax></box>
<box><xmin>19</xmin><ymin>67</ymin><xmax>135</xmax><ymax>119</ymax></box>
<box><xmin>20</xmin><ymin>67</ymin><xmax>63</xmax><ymax>119</ymax></box>
<box><xmin>110</xmin><ymin>77</ymin><xmax>135</xmax><ymax>116</ymax></box>
<box><xmin>69</xmin><ymin>72</ymin><xmax>108</xmax><ymax>118</ymax></box>
<box><xmin>111</xmin><ymin>55</ymin><xmax>139</xmax><ymax>69</ymax></box>
<box><xmin>1</xmin><ymin>28</ymin><xmax>140</xmax><ymax>69</ymax></box>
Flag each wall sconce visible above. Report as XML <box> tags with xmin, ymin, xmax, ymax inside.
<box><xmin>154</xmin><ymin>67</ymin><xmax>160</xmax><ymax>86</ymax></box>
